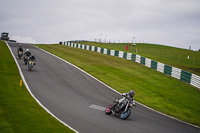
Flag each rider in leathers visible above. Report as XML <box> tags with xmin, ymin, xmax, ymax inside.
<box><xmin>29</xmin><ymin>54</ymin><xmax>36</xmax><ymax>65</ymax></box>
<box><xmin>17</xmin><ymin>44</ymin><xmax>23</xmax><ymax>55</ymax></box>
<box><xmin>24</xmin><ymin>49</ymin><xmax>31</xmax><ymax>57</ymax></box>
<box><xmin>119</xmin><ymin>90</ymin><xmax>136</xmax><ymax>106</ymax></box>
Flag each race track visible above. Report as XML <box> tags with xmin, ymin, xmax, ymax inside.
<box><xmin>8</xmin><ymin>42</ymin><xmax>200</xmax><ymax>133</ymax></box>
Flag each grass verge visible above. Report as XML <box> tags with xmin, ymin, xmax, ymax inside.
<box><xmin>35</xmin><ymin>44</ymin><xmax>200</xmax><ymax>127</ymax></box>
<box><xmin>0</xmin><ymin>41</ymin><xmax>74</xmax><ymax>133</ymax></box>
<box><xmin>80</xmin><ymin>42</ymin><xmax>200</xmax><ymax>76</ymax></box>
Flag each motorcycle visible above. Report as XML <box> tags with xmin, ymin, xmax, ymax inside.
<box><xmin>24</xmin><ymin>56</ymin><xmax>29</xmax><ymax>65</ymax></box>
<box><xmin>18</xmin><ymin>51</ymin><xmax>23</xmax><ymax>59</ymax></box>
<box><xmin>27</xmin><ymin>60</ymin><xmax>34</xmax><ymax>71</ymax></box>
<box><xmin>105</xmin><ymin>96</ymin><xmax>134</xmax><ymax>120</ymax></box>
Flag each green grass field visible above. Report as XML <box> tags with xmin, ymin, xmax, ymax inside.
<box><xmin>80</xmin><ymin>42</ymin><xmax>200</xmax><ymax>76</ymax></box>
<box><xmin>35</xmin><ymin>44</ymin><xmax>200</xmax><ymax>127</ymax></box>
<box><xmin>0</xmin><ymin>41</ymin><xmax>74</xmax><ymax>133</ymax></box>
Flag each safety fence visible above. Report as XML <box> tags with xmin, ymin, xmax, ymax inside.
<box><xmin>61</xmin><ymin>42</ymin><xmax>200</xmax><ymax>89</ymax></box>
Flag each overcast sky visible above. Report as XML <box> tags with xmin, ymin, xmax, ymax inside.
<box><xmin>0</xmin><ymin>0</ymin><xmax>200</xmax><ymax>50</ymax></box>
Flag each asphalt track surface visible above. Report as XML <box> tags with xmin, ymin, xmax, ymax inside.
<box><xmin>8</xmin><ymin>42</ymin><xmax>200</xmax><ymax>133</ymax></box>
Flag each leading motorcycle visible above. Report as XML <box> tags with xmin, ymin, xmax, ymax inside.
<box><xmin>18</xmin><ymin>51</ymin><xmax>23</xmax><ymax>59</ymax></box>
<box><xmin>105</xmin><ymin>96</ymin><xmax>134</xmax><ymax>120</ymax></box>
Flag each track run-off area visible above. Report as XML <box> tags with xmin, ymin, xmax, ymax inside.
<box><xmin>7</xmin><ymin>42</ymin><xmax>200</xmax><ymax>133</ymax></box>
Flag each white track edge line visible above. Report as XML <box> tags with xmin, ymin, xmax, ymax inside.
<box><xmin>34</xmin><ymin>45</ymin><xmax>200</xmax><ymax>129</ymax></box>
<box><xmin>6</xmin><ymin>42</ymin><xmax>79</xmax><ymax>133</ymax></box>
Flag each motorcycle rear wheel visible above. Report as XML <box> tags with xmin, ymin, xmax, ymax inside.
<box><xmin>105</xmin><ymin>104</ymin><xmax>113</xmax><ymax>115</ymax></box>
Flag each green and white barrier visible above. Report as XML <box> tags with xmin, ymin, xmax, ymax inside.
<box><xmin>171</xmin><ymin>67</ymin><xmax>181</xmax><ymax>80</ymax></box>
<box><xmin>61</xmin><ymin>42</ymin><xmax>200</xmax><ymax>89</ymax></box>
<box><xmin>157</xmin><ymin>62</ymin><xmax>165</xmax><ymax>73</ymax></box>
<box><xmin>136</xmin><ymin>55</ymin><xmax>141</xmax><ymax>63</ymax></box>
<box><xmin>191</xmin><ymin>74</ymin><xmax>200</xmax><ymax>89</ymax></box>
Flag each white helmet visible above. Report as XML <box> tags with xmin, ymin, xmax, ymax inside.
<box><xmin>26</xmin><ymin>49</ymin><xmax>29</xmax><ymax>52</ymax></box>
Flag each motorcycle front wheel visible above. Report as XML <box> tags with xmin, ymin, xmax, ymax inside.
<box><xmin>28</xmin><ymin>66</ymin><xmax>32</xmax><ymax>71</ymax></box>
<box><xmin>120</xmin><ymin>109</ymin><xmax>131</xmax><ymax>120</ymax></box>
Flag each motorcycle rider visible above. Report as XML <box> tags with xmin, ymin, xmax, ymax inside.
<box><xmin>23</xmin><ymin>49</ymin><xmax>31</xmax><ymax>65</ymax></box>
<box><xmin>28</xmin><ymin>54</ymin><xmax>36</xmax><ymax>65</ymax></box>
<box><xmin>23</xmin><ymin>49</ymin><xmax>31</xmax><ymax>57</ymax></box>
<box><xmin>17</xmin><ymin>44</ymin><xmax>23</xmax><ymax>55</ymax></box>
<box><xmin>118</xmin><ymin>90</ymin><xmax>136</xmax><ymax>106</ymax></box>
<box><xmin>17</xmin><ymin>44</ymin><xmax>23</xmax><ymax>50</ymax></box>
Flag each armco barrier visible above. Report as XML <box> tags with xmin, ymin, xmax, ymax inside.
<box><xmin>191</xmin><ymin>74</ymin><xmax>200</xmax><ymax>88</ymax></box>
<box><xmin>145</xmin><ymin>58</ymin><xmax>151</xmax><ymax>68</ymax></box>
<box><xmin>181</xmin><ymin>70</ymin><xmax>192</xmax><ymax>84</ymax></box>
<box><xmin>157</xmin><ymin>62</ymin><xmax>165</xmax><ymax>73</ymax></box>
<box><xmin>164</xmin><ymin>65</ymin><xmax>172</xmax><ymax>76</ymax></box>
<box><xmin>171</xmin><ymin>67</ymin><xmax>181</xmax><ymax>80</ymax></box>
<box><xmin>140</xmin><ymin>57</ymin><xmax>146</xmax><ymax>65</ymax></box>
<box><xmin>61</xmin><ymin>42</ymin><xmax>200</xmax><ymax>89</ymax></box>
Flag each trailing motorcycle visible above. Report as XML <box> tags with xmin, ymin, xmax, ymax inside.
<box><xmin>23</xmin><ymin>56</ymin><xmax>29</xmax><ymax>65</ymax></box>
<box><xmin>27</xmin><ymin>60</ymin><xmax>34</xmax><ymax>71</ymax></box>
<box><xmin>105</xmin><ymin>96</ymin><xmax>134</xmax><ymax>120</ymax></box>
<box><xmin>18</xmin><ymin>51</ymin><xmax>23</xmax><ymax>59</ymax></box>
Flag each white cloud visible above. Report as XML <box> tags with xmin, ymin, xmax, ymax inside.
<box><xmin>0</xmin><ymin>0</ymin><xmax>200</xmax><ymax>50</ymax></box>
<box><xmin>10</xmin><ymin>36</ymin><xmax>36</xmax><ymax>44</ymax></box>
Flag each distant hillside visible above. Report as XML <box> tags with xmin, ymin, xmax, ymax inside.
<box><xmin>80</xmin><ymin>42</ymin><xmax>200</xmax><ymax>76</ymax></box>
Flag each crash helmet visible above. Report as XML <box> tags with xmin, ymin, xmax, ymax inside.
<box><xmin>26</xmin><ymin>49</ymin><xmax>29</xmax><ymax>52</ymax></box>
<box><xmin>129</xmin><ymin>90</ymin><xmax>135</xmax><ymax>97</ymax></box>
<box><xmin>19</xmin><ymin>44</ymin><xmax>22</xmax><ymax>46</ymax></box>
